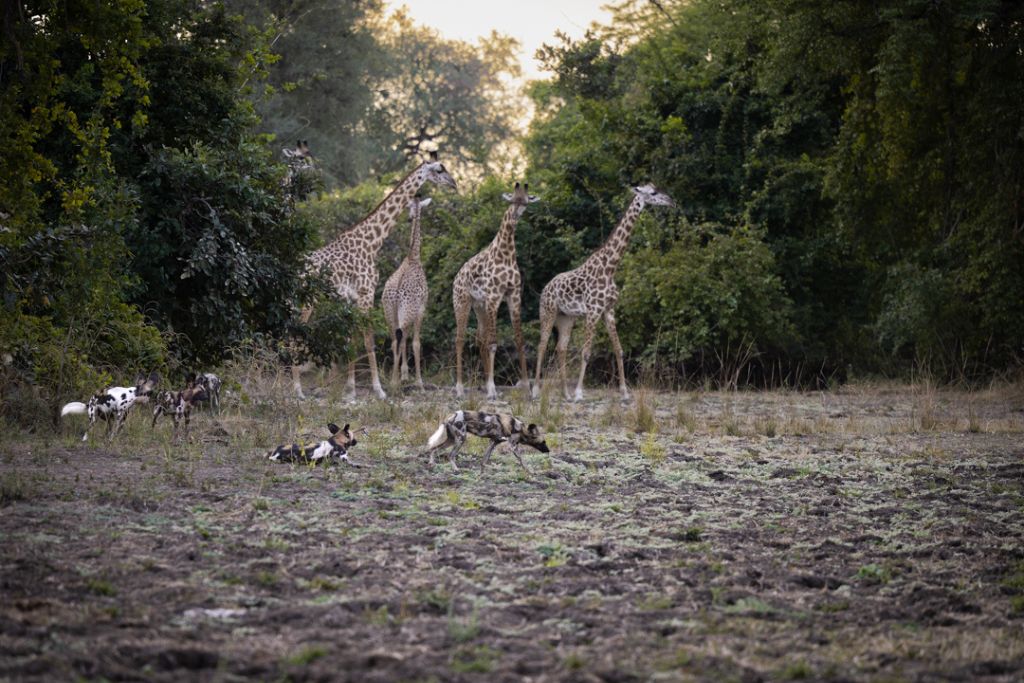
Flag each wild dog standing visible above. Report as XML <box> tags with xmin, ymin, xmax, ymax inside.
<box><xmin>60</xmin><ymin>372</ymin><xmax>160</xmax><ymax>442</ymax></box>
<box><xmin>267</xmin><ymin>423</ymin><xmax>361</xmax><ymax>467</ymax></box>
<box><xmin>194</xmin><ymin>372</ymin><xmax>222</xmax><ymax>411</ymax></box>
<box><xmin>151</xmin><ymin>377</ymin><xmax>208</xmax><ymax>442</ymax></box>
<box><xmin>425</xmin><ymin>410</ymin><xmax>550</xmax><ymax>472</ymax></box>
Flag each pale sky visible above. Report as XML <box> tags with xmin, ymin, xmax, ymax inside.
<box><xmin>385</xmin><ymin>1</ymin><xmax>614</xmax><ymax>82</ymax></box>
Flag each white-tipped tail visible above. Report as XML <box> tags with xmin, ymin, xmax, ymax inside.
<box><xmin>427</xmin><ymin>423</ymin><xmax>447</xmax><ymax>449</ymax></box>
<box><xmin>61</xmin><ymin>402</ymin><xmax>87</xmax><ymax>417</ymax></box>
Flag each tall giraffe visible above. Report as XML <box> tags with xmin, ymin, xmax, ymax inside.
<box><xmin>292</xmin><ymin>153</ymin><xmax>457</xmax><ymax>400</ymax></box>
<box><xmin>533</xmin><ymin>185</ymin><xmax>675</xmax><ymax>402</ymax></box>
<box><xmin>381</xmin><ymin>195</ymin><xmax>432</xmax><ymax>391</ymax></box>
<box><xmin>452</xmin><ymin>182</ymin><xmax>538</xmax><ymax>399</ymax></box>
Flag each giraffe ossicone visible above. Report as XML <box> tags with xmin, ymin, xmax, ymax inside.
<box><xmin>452</xmin><ymin>182</ymin><xmax>536</xmax><ymax>400</ymax></box>
<box><xmin>292</xmin><ymin>152</ymin><xmax>457</xmax><ymax>401</ymax></box>
<box><xmin>533</xmin><ymin>184</ymin><xmax>676</xmax><ymax>402</ymax></box>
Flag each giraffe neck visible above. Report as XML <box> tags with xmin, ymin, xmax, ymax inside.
<box><xmin>490</xmin><ymin>204</ymin><xmax>523</xmax><ymax>259</ymax></box>
<box><xmin>408</xmin><ymin>209</ymin><xmax>422</xmax><ymax>262</ymax></box>
<box><xmin>587</xmin><ymin>195</ymin><xmax>645</xmax><ymax>274</ymax></box>
<box><xmin>326</xmin><ymin>164</ymin><xmax>427</xmax><ymax>256</ymax></box>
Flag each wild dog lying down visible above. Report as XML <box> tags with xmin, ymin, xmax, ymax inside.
<box><xmin>425</xmin><ymin>410</ymin><xmax>550</xmax><ymax>472</ymax></box>
<box><xmin>61</xmin><ymin>372</ymin><xmax>160</xmax><ymax>442</ymax></box>
<box><xmin>151</xmin><ymin>377</ymin><xmax>208</xmax><ymax>442</ymax></box>
<box><xmin>267</xmin><ymin>423</ymin><xmax>361</xmax><ymax>467</ymax></box>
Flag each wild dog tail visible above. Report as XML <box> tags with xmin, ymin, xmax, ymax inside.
<box><xmin>427</xmin><ymin>422</ymin><xmax>447</xmax><ymax>449</ymax></box>
<box><xmin>61</xmin><ymin>402</ymin><xmax>87</xmax><ymax>417</ymax></box>
<box><xmin>395</xmin><ymin>328</ymin><xmax>403</xmax><ymax>345</ymax></box>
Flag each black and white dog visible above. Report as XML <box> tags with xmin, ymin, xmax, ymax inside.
<box><xmin>267</xmin><ymin>423</ymin><xmax>361</xmax><ymax>467</ymax></box>
<box><xmin>151</xmin><ymin>376</ymin><xmax>208</xmax><ymax>442</ymax></box>
<box><xmin>425</xmin><ymin>410</ymin><xmax>550</xmax><ymax>472</ymax></box>
<box><xmin>61</xmin><ymin>372</ymin><xmax>160</xmax><ymax>442</ymax></box>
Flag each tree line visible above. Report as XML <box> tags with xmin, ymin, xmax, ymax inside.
<box><xmin>2</xmin><ymin>0</ymin><xmax>1022</xmax><ymax>423</ymax></box>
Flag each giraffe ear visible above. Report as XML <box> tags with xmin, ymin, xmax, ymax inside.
<box><xmin>501</xmin><ymin>193</ymin><xmax>514</xmax><ymax>202</ymax></box>
<box><xmin>527</xmin><ymin>194</ymin><xmax>540</xmax><ymax>203</ymax></box>
<box><xmin>419</xmin><ymin>197</ymin><xmax>432</xmax><ymax>208</ymax></box>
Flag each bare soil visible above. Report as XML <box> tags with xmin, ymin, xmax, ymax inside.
<box><xmin>2</xmin><ymin>385</ymin><xmax>1023</xmax><ymax>682</ymax></box>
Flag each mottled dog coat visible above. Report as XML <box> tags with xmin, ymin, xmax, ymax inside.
<box><xmin>61</xmin><ymin>372</ymin><xmax>160</xmax><ymax>442</ymax></box>
<box><xmin>267</xmin><ymin>423</ymin><xmax>361</xmax><ymax>467</ymax></box>
<box><xmin>151</xmin><ymin>378</ymin><xmax>208</xmax><ymax>441</ymax></box>
<box><xmin>425</xmin><ymin>410</ymin><xmax>549</xmax><ymax>472</ymax></box>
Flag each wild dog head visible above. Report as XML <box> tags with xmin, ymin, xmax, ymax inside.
<box><xmin>132</xmin><ymin>372</ymin><xmax>160</xmax><ymax>403</ymax></box>
<box><xmin>518</xmin><ymin>422</ymin><xmax>550</xmax><ymax>453</ymax></box>
<box><xmin>326</xmin><ymin>422</ymin><xmax>357</xmax><ymax>454</ymax></box>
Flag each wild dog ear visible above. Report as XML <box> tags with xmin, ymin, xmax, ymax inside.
<box><xmin>327</xmin><ymin>423</ymin><xmax>340</xmax><ymax>434</ymax></box>
<box><xmin>528</xmin><ymin>423</ymin><xmax>538</xmax><ymax>432</ymax></box>
<box><xmin>342</xmin><ymin>424</ymin><xmax>351</xmax><ymax>434</ymax></box>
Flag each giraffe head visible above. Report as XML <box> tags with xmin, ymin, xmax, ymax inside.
<box><xmin>283</xmin><ymin>140</ymin><xmax>314</xmax><ymax>163</ymax></box>
<box><xmin>631</xmin><ymin>184</ymin><xmax>675</xmax><ymax>208</ymax></box>
<box><xmin>423</xmin><ymin>151</ymin><xmax>458</xmax><ymax>190</ymax></box>
<box><xmin>408</xmin><ymin>195</ymin><xmax>432</xmax><ymax>219</ymax></box>
<box><xmin>501</xmin><ymin>182</ymin><xmax>540</xmax><ymax>218</ymax></box>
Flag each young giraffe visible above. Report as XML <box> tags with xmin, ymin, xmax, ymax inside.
<box><xmin>533</xmin><ymin>185</ymin><xmax>675</xmax><ymax>402</ymax></box>
<box><xmin>292</xmin><ymin>153</ymin><xmax>457</xmax><ymax>400</ymax></box>
<box><xmin>381</xmin><ymin>195</ymin><xmax>432</xmax><ymax>391</ymax></box>
<box><xmin>452</xmin><ymin>182</ymin><xmax>538</xmax><ymax>399</ymax></box>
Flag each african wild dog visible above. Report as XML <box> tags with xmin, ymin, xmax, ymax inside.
<box><xmin>61</xmin><ymin>372</ymin><xmax>160</xmax><ymax>442</ymax></box>
<box><xmin>425</xmin><ymin>410</ymin><xmax>550</xmax><ymax>472</ymax></box>
<box><xmin>267</xmin><ymin>423</ymin><xmax>361</xmax><ymax>467</ymax></box>
<box><xmin>150</xmin><ymin>377</ymin><xmax>208</xmax><ymax>442</ymax></box>
<box><xmin>194</xmin><ymin>372</ymin><xmax>222</xmax><ymax>411</ymax></box>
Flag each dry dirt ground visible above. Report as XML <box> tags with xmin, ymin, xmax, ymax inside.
<box><xmin>2</xmin><ymin>381</ymin><xmax>1023</xmax><ymax>682</ymax></box>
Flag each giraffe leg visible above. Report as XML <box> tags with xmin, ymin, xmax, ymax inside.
<box><xmin>389</xmin><ymin>330</ymin><xmax>400</xmax><ymax>391</ymax></box>
<box><xmin>454</xmin><ymin>292</ymin><xmax>471</xmax><ymax>398</ymax></box>
<box><xmin>533</xmin><ymin>300</ymin><xmax>556</xmax><ymax>399</ymax></box>
<box><xmin>555</xmin><ymin>314</ymin><xmax>576</xmax><ymax>400</ymax></box>
<box><xmin>507</xmin><ymin>291</ymin><xmax>529</xmax><ymax>393</ymax></box>
<box><xmin>604</xmin><ymin>309</ymin><xmax>629</xmax><ymax>400</ymax></box>
<box><xmin>399</xmin><ymin>326</ymin><xmax>410</xmax><ymax>382</ymax></box>
<box><xmin>364</xmin><ymin>326</ymin><xmax>387</xmax><ymax>400</ymax></box>
<box><xmin>483</xmin><ymin>301</ymin><xmax>500</xmax><ymax>400</ymax></box>
<box><xmin>413</xmin><ymin>318</ymin><xmax>424</xmax><ymax>390</ymax></box>
<box><xmin>573</xmin><ymin>315</ymin><xmax>601</xmax><ymax>402</ymax></box>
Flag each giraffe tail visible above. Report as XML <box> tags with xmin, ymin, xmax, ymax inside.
<box><xmin>395</xmin><ymin>328</ymin><xmax>403</xmax><ymax>345</ymax></box>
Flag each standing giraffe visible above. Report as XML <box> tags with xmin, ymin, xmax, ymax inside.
<box><xmin>381</xmin><ymin>195</ymin><xmax>432</xmax><ymax>391</ymax></box>
<box><xmin>282</xmin><ymin>140</ymin><xmax>317</xmax><ymax>201</ymax></box>
<box><xmin>293</xmin><ymin>153</ymin><xmax>457</xmax><ymax>400</ymax></box>
<box><xmin>533</xmin><ymin>185</ymin><xmax>675</xmax><ymax>402</ymax></box>
<box><xmin>452</xmin><ymin>182</ymin><xmax>538</xmax><ymax>399</ymax></box>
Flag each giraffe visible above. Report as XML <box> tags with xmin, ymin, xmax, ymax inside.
<box><xmin>533</xmin><ymin>185</ymin><xmax>675</xmax><ymax>402</ymax></box>
<box><xmin>292</xmin><ymin>153</ymin><xmax>457</xmax><ymax>400</ymax></box>
<box><xmin>282</xmin><ymin>140</ymin><xmax>317</xmax><ymax>201</ymax></box>
<box><xmin>452</xmin><ymin>182</ymin><xmax>538</xmax><ymax>400</ymax></box>
<box><xmin>381</xmin><ymin>195</ymin><xmax>432</xmax><ymax>391</ymax></box>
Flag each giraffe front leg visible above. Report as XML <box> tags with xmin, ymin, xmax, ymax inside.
<box><xmin>454</xmin><ymin>293</ymin><xmax>471</xmax><ymax>398</ymax></box>
<box><xmin>573</xmin><ymin>315</ymin><xmax>600</xmax><ymax>402</ymax></box>
<box><xmin>483</xmin><ymin>302</ymin><xmax>500</xmax><ymax>400</ymax></box>
<box><xmin>604</xmin><ymin>309</ymin><xmax>630</xmax><ymax>400</ymax></box>
<box><xmin>533</xmin><ymin>303</ymin><xmax>556</xmax><ymax>399</ymax></box>
<box><xmin>507</xmin><ymin>291</ymin><xmax>529</xmax><ymax>394</ymax></box>
<box><xmin>413</xmin><ymin>319</ymin><xmax>424</xmax><ymax>390</ymax></box>
<box><xmin>555</xmin><ymin>314</ymin><xmax>575</xmax><ymax>400</ymax></box>
<box><xmin>364</xmin><ymin>327</ymin><xmax>387</xmax><ymax>400</ymax></box>
<box><xmin>390</xmin><ymin>331</ymin><xmax>400</xmax><ymax>390</ymax></box>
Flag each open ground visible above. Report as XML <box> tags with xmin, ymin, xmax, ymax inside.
<box><xmin>2</xmin><ymin>375</ymin><xmax>1023</xmax><ymax>682</ymax></box>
